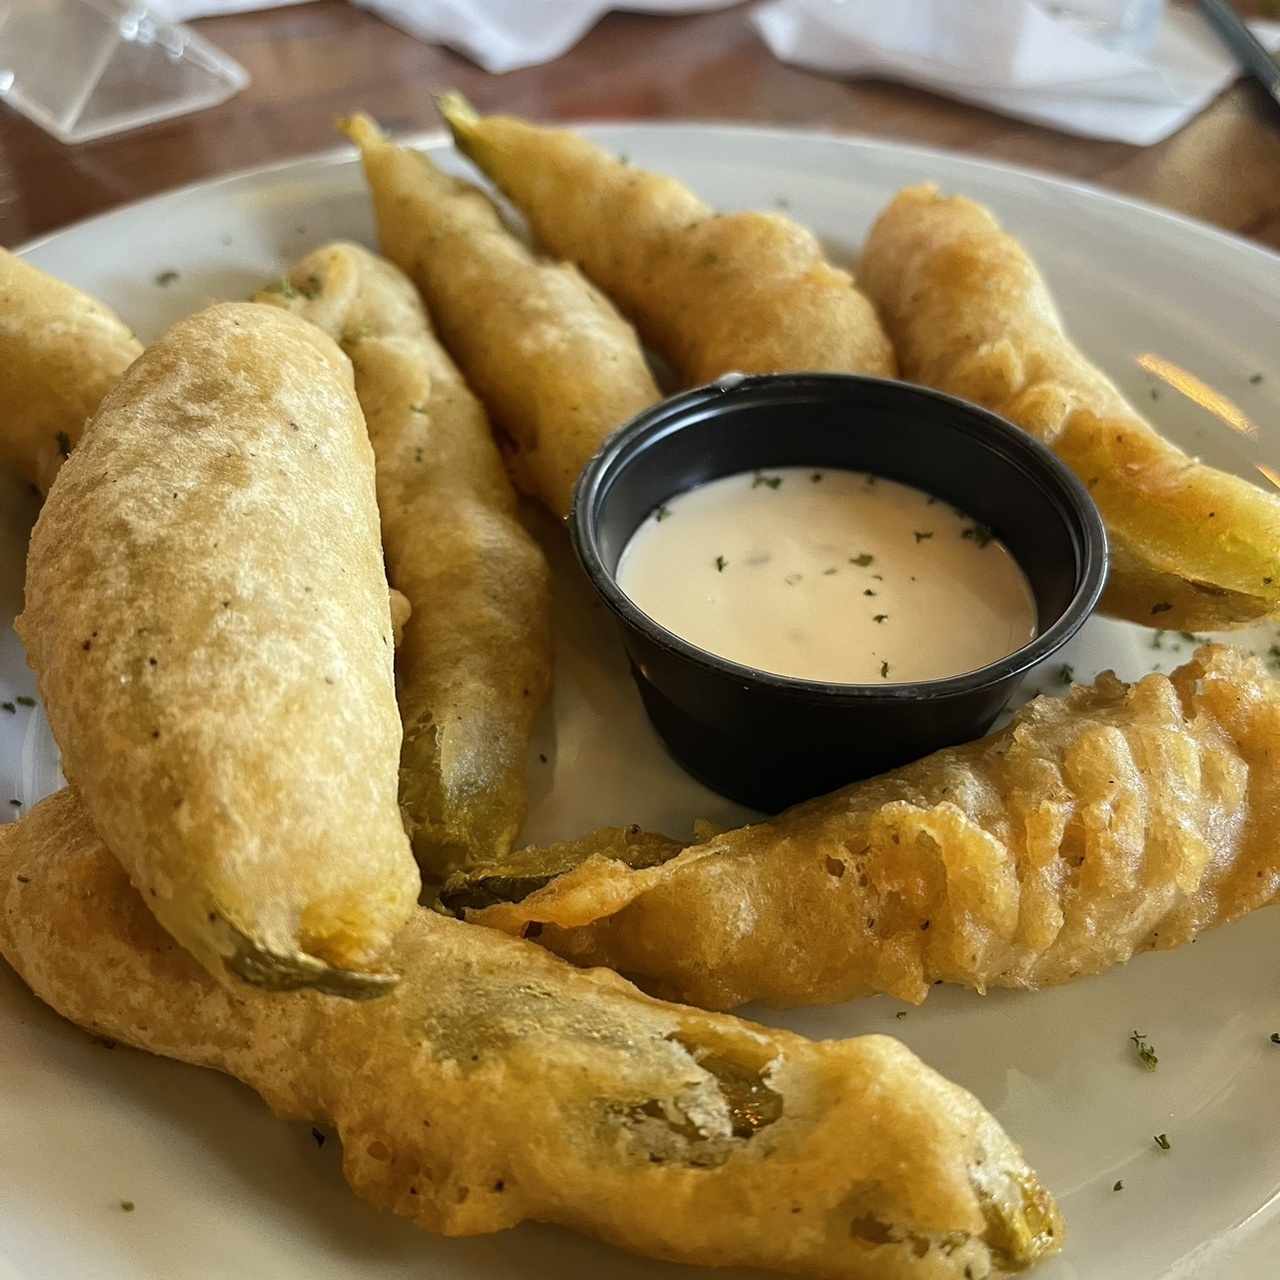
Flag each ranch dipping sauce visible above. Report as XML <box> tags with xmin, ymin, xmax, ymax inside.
<box><xmin>616</xmin><ymin>467</ymin><xmax>1038</xmax><ymax>684</ymax></box>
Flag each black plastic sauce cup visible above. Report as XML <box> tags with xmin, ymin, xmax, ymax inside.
<box><xmin>571</xmin><ymin>374</ymin><xmax>1108</xmax><ymax>813</ymax></box>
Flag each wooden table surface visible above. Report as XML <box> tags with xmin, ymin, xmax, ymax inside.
<box><xmin>2</xmin><ymin>0</ymin><xmax>1280</xmax><ymax>250</ymax></box>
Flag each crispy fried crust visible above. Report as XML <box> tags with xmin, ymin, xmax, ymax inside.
<box><xmin>440</xmin><ymin>94</ymin><xmax>896</xmax><ymax>385</ymax></box>
<box><xmin>859</xmin><ymin>185</ymin><xmax>1280</xmax><ymax>629</ymax></box>
<box><xmin>16</xmin><ymin>303</ymin><xmax>419</xmax><ymax>989</ymax></box>
<box><xmin>255</xmin><ymin>243</ymin><xmax>552</xmax><ymax>876</ymax></box>
<box><xmin>0</xmin><ymin>788</ymin><xmax>1062</xmax><ymax>1278</ymax></box>
<box><xmin>0</xmin><ymin>248</ymin><xmax>142</xmax><ymax>491</ymax></box>
<box><xmin>341</xmin><ymin>113</ymin><xmax>659</xmax><ymax>519</ymax></box>
<box><xmin>467</xmin><ymin>647</ymin><xmax>1280</xmax><ymax>1010</ymax></box>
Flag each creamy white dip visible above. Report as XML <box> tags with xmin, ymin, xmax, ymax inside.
<box><xmin>616</xmin><ymin>467</ymin><xmax>1038</xmax><ymax>684</ymax></box>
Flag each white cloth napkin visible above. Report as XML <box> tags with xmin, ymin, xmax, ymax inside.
<box><xmin>351</xmin><ymin>0</ymin><xmax>740</xmax><ymax>73</ymax></box>
<box><xmin>149</xmin><ymin>0</ymin><xmax>314</xmax><ymax>18</ymax></box>
<box><xmin>150</xmin><ymin>0</ymin><xmax>740</xmax><ymax>74</ymax></box>
<box><xmin>753</xmin><ymin>0</ymin><xmax>1280</xmax><ymax>145</ymax></box>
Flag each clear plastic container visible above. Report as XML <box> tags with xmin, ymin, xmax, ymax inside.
<box><xmin>0</xmin><ymin>0</ymin><xmax>248</xmax><ymax>144</ymax></box>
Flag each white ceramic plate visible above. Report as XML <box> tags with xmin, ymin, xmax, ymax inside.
<box><xmin>3</xmin><ymin>125</ymin><xmax>1279</xmax><ymax>1280</ymax></box>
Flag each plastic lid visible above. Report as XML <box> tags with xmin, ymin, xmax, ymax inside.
<box><xmin>0</xmin><ymin>0</ymin><xmax>249</xmax><ymax>145</ymax></box>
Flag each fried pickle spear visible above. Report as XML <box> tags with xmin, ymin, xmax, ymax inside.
<box><xmin>0</xmin><ymin>789</ymin><xmax>1062</xmax><ymax>1279</ymax></box>
<box><xmin>859</xmin><ymin>185</ymin><xmax>1280</xmax><ymax>629</ymax></box>
<box><xmin>254</xmin><ymin>243</ymin><xmax>551</xmax><ymax>876</ymax></box>
<box><xmin>341</xmin><ymin>113</ymin><xmax>659</xmax><ymax>518</ymax></box>
<box><xmin>0</xmin><ymin>248</ymin><xmax>141</xmax><ymax>491</ymax></box>
<box><xmin>455</xmin><ymin>646</ymin><xmax>1280</xmax><ymax>1011</ymax></box>
<box><xmin>16</xmin><ymin>303</ymin><xmax>419</xmax><ymax>994</ymax></box>
<box><xmin>439</xmin><ymin>94</ymin><xmax>897</xmax><ymax>384</ymax></box>
<box><xmin>445</xmin><ymin>824</ymin><xmax>683</xmax><ymax>913</ymax></box>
